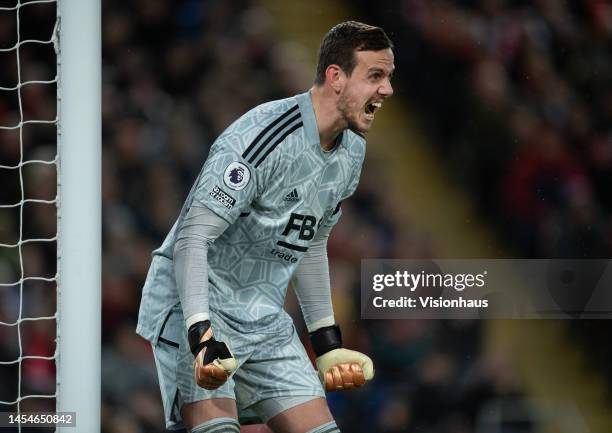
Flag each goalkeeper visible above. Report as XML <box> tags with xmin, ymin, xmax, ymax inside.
<box><xmin>137</xmin><ymin>21</ymin><xmax>394</xmax><ymax>433</ymax></box>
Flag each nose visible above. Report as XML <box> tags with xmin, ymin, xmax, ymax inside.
<box><xmin>379</xmin><ymin>79</ymin><xmax>393</xmax><ymax>98</ymax></box>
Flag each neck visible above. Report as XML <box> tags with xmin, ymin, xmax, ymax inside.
<box><xmin>310</xmin><ymin>85</ymin><xmax>345</xmax><ymax>151</ymax></box>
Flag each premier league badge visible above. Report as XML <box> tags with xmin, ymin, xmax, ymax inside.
<box><xmin>223</xmin><ymin>161</ymin><xmax>251</xmax><ymax>191</ymax></box>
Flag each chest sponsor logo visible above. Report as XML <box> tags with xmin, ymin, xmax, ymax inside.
<box><xmin>281</xmin><ymin>212</ymin><xmax>323</xmax><ymax>241</ymax></box>
<box><xmin>210</xmin><ymin>185</ymin><xmax>236</xmax><ymax>209</ymax></box>
<box><xmin>271</xmin><ymin>212</ymin><xmax>324</xmax><ymax>256</ymax></box>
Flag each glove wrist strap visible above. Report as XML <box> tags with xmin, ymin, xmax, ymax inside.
<box><xmin>310</xmin><ymin>325</ymin><xmax>342</xmax><ymax>357</ymax></box>
<box><xmin>188</xmin><ymin>320</ymin><xmax>212</xmax><ymax>357</ymax></box>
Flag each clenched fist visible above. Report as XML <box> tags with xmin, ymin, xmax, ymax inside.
<box><xmin>315</xmin><ymin>348</ymin><xmax>374</xmax><ymax>391</ymax></box>
<box><xmin>310</xmin><ymin>325</ymin><xmax>374</xmax><ymax>392</ymax></box>
<box><xmin>188</xmin><ymin>321</ymin><xmax>237</xmax><ymax>390</ymax></box>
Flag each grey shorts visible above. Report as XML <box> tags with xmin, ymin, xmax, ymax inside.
<box><xmin>152</xmin><ymin>305</ymin><xmax>325</xmax><ymax>430</ymax></box>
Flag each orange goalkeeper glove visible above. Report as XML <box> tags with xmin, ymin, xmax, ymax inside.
<box><xmin>310</xmin><ymin>325</ymin><xmax>374</xmax><ymax>391</ymax></box>
<box><xmin>188</xmin><ymin>321</ymin><xmax>237</xmax><ymax>390</ymax></box>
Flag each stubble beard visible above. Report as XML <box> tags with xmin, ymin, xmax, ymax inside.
<box><xmin>337</xmin><ymin>90</ymin><xmax>368</xmax><ymax>134</ymax></box>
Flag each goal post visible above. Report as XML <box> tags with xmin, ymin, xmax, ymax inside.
<box><xmin>57</xmin><ymin>0</ymin><xmax>101</xmax><ymax>431</ymax></box>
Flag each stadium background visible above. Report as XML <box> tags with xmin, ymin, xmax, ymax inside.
<box><xmin>1</xmin><ymin>0</ymin><xmax>611</xmax><ymax>432</ymax></box>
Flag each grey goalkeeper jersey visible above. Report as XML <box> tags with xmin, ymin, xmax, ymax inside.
<box><xmin>137</xmin><ymin>91</ymin><xmax>365</xmax><ymax>342</ymax></box>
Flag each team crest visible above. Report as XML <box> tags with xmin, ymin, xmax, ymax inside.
<box><xmin>223</xmin><ymin>161</ymin><xmax>250</xmax><ymax>191</ymax></box>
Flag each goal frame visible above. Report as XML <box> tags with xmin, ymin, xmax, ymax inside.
<box><xmin>56</xmin><ymin>0</ymin><xmax>101</xmax><ymax>432</ymax></box>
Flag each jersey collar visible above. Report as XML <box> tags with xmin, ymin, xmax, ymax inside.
<box><xmin>296</xmin><ymin>91</ymin><xmax>345</xmax><ymax>153</ymax></box>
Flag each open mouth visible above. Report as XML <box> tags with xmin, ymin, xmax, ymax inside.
<box><xmin>364</xmin><ymin>101</ymin><xmax>382</xmax><ymax>119</ymax></box>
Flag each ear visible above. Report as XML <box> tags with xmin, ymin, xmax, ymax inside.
<box><xmin>325</xmin><ymin>64</ymin><xmax>345</xmax><ymax>93</ymax></box>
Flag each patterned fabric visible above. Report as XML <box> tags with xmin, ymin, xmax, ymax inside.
<box><xmin>137</xmin><ymin>91</ymin><xmax>365</xmax><ymax>341</ymax></box>
<box><xmin>152</xmin><ymin>305</ymin><xmax>324</xmax><ymax>430</ymax></box>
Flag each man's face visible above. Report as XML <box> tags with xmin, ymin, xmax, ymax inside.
<box><xmin>337</xmin><ymin>48</ymin><xmax>395</xmax><ymax>134</ymax></box>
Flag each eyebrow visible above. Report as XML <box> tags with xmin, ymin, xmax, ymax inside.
<box><xmin>368</xmin><ymin>67</ymin><xmax>394</xmax><ymax>76</ymax></box>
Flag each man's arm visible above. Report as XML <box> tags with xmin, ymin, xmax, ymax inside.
<box><xmin>291</xmin><ymin>225</ymin><xmax>335</xmax><ymax>332</ymax></box>
<box><xmin>174</xmin><ymin>204</ymin><xmax>229</xmax><ymax>330</ymax></box>
<box><xmin>173</xmin><ymin>204</ymin><xmax>237</xmax><ymax>389</ymax></box>
<box><xmin>291</xmin><ymin>224</ymin><xmax>374</xmax><ymax>392</ymax></box>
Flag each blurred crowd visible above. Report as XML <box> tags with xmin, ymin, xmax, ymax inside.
<box><xmin>357</xmin><ymin>0</ymin><xmax>612</xmax><ymax>419</ymax></box>
<box><xmin>8</xmin><ymin>0</ymin><xmax>610</xmax><ymax>432</ymax></box>
<box><xmin>359</xmin><ymin>0</ymin><xmax>612</xmax><ymax>258</ymax></box>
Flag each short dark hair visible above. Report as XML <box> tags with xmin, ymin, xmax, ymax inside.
<box><xmin>314</xmin><ymin>21</ymin><xmax>393</xmax><ymax>85</ymax></box>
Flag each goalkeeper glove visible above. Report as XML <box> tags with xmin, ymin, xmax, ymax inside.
<box><xmin>188</xmin><ymin>321</ymin><xmax>237</xmax><ymax>390</ymax></box>
<box><xmin>310</xmin><ymin>325</ymin><xmax>374</xmax><ymax>391</ymax></box>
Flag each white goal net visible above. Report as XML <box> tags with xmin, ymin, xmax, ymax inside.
<box><xmin>0</xmin><ymin>0</ymin><xmax>60</xmax><ymax>426</ymax></box>
<box><xmin>0</xmin><ymin>1</ymin><xmax>100</xmax><ymax>432</ymax></box>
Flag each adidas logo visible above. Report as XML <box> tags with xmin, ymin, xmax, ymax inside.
<box><xmin>284</xmin><ymin>188</ymin><xmax>300</xmax><ymax>202</ymax></box>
